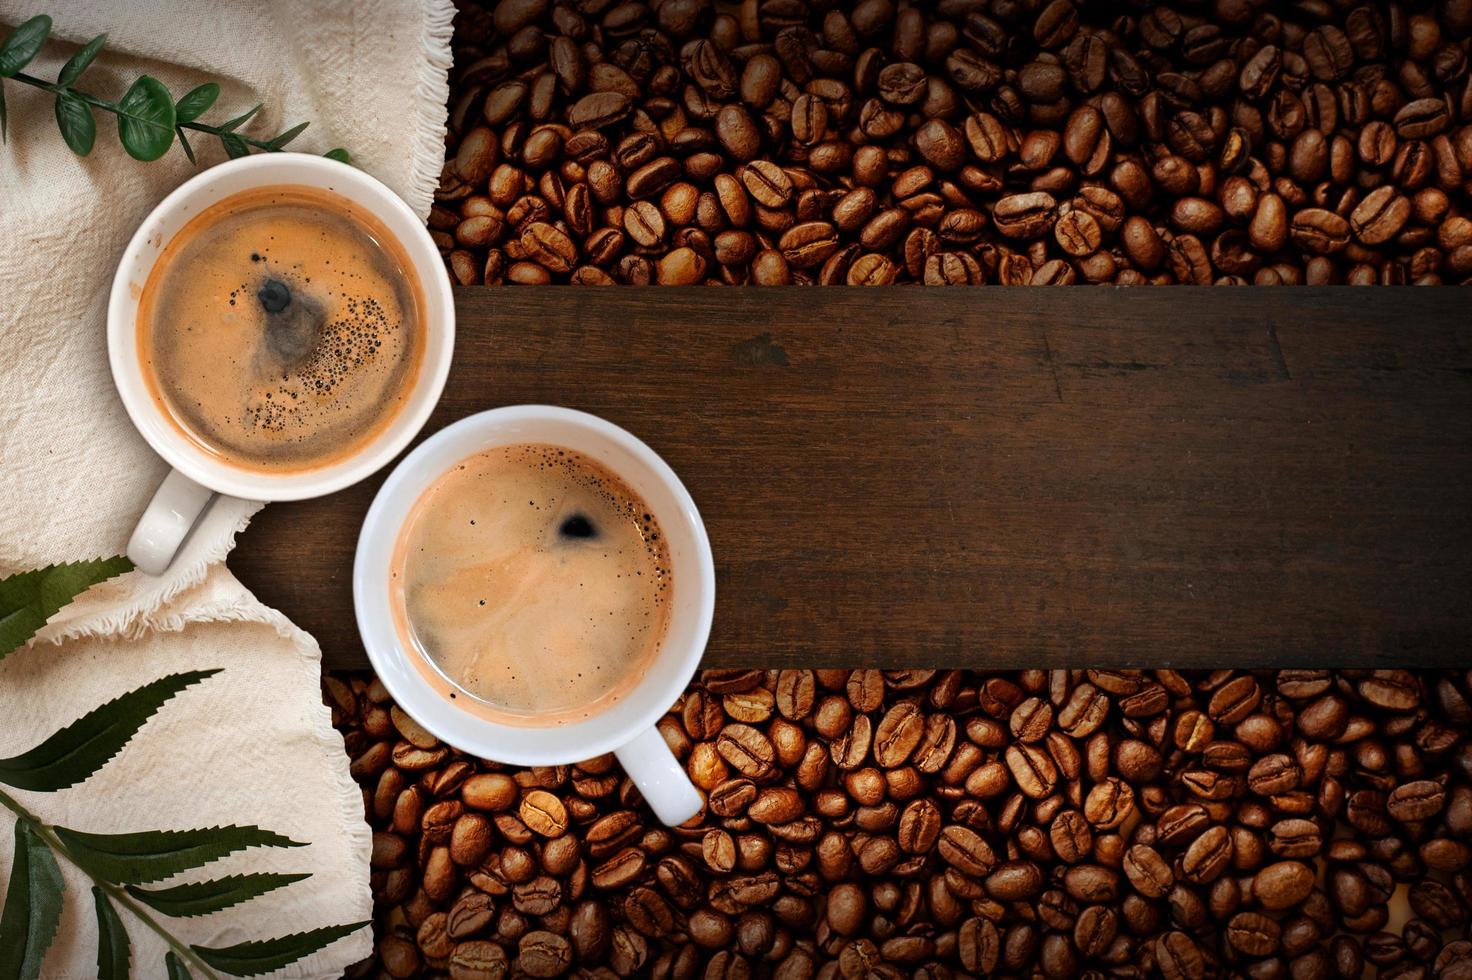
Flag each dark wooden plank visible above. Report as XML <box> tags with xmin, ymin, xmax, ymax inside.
<box><xmin>229</xmin><ymin>288</ymin><xmax>1472</xmax><ymax>669</ymax></box>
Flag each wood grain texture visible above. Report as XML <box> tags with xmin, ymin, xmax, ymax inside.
<box><xmin>230</xmin><ymin>288</ymin><xmax>1472</xmax><ymax>669</ymax></box>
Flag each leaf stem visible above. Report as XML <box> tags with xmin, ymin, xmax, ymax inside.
<box><xmin>0</xmin><ymin>786</ymin><xmax>222</xmax><ymax>980</ymax></box>
<box><xmin>177</xmin><ymin>119</ymin><xmax>275</xmax><ymax>150</ymax></box>
<box><xmin>15</xmin><ymin>69</ymin><xmax>96</xmax><ymax>100</ymax></box>
<box><xmin>10</xmin><ymin>71</ymin><xmax>277</xmax><ymax>151</ymax></box>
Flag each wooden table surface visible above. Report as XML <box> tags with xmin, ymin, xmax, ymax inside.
<box><xmin>231</xmin><ymin>288</ymin><xmax>1472</xmax><ymax>670</ymax></box>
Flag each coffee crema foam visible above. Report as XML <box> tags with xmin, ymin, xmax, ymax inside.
<box><xmin>137</xmin><ymin>185</ymin><xmax>424</xmax><ymax>473</ymax></box>
<box><xmin>392</xmin><ymin>445</ymin><xmax>671</xmax><ymax>726</ymax></box>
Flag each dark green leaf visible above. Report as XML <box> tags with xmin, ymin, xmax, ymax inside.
<box><xmin>0</xmin><ymin>607</ymin><xmax>45</xmax><ymax>661</ymax></box>
<box><xmin>0</xmin><ymin>822</ymin><xmax>64</xmax><ymax>980</ymax></box>
<box><xmin>0</xmin><ymin>670</ymin><xmax>219</xmax><ymax>791</ymax></box>
<box><xmin>54</xmin><ymin>91</ymin><xmax>95</xmax><ymax>155</ymax></box>
<box><xmin>217</xmin><ymin>103</ymin><xmax>260</xmax><ymax>132</ymax></box>
<box><xmin>219</xmin><ymin>133</ymin><xmax>248</xmax><ymax>159</ymax></box>
<box><xmin>0</xmin><ymin>15</ymin><xmax>51</xmax><ymax>78</ymax></box>
<box><xmin>173</xmin><ymin>83</ymin><xmax>218</xmax><ymax>124</ymax></box>
<box><xmin>176</xmin><ymin>127</ymin><xmax>195</xmax><ymax>164</ymax></box>
<box><xmin>164</xmin><ymin>953</ymin><xmax>191</xmax><ymax>980</ymax></box>
<box><xmin>323</xmin><ymin>147</ymin><xmax>350</xmax><ymax>163</ymax></box>
<box><xmin>53</xmin><ymin>825</ymin><xmax>303</xmax><ymax>886</ymax></box>
<box><xmin>192</xmin><ymin>922</ymin><xmax>368</xmax><ymax>977</ymax></box>
<box><xmin>0</xmin><ymin>557</ymin><xmax>132</xmax><ymax>661</ymax></box>
<box><xmin>57</xmin><ymin>33</ymin><xmax>106</xmax><ymax>87</ymax></box>
<box><xmin>127</xmin><ymin>873</ymin><xmax>309</xmax><ymax>918</ymax></box>
<box><xmin>265</xmin><ymin>121</ymin><xmax>308</xmax><ymax>150</ymax></box>
<box><xmin>116</xmin><ymin>76</ymin><xmax>176</xmax><ymax>161</ymax></box>
<box><xmin>92</xmin><ymin>887</ymin><xmax>130</xmax><ymax>980</ymax></box>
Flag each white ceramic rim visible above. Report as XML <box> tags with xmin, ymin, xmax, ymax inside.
<box><xmin>106</xmin><ymin>152</ymin><xmax>455</xmax><ymax>501</ymax></box>
<box><xmin>354</xmin><ymin>406</ymin><xmax>716</xmax><ymax>764</ymax></box>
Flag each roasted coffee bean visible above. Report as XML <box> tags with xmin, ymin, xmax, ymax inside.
<box><xmin>1358</xmin><ymin>670</ymin><xmax>1421</xmax><ymax>711</ymax></box>
<box><xmin>740</xmin><ymin>160</ymin><xmax>794</xmax><ymax>208</ymax></box>
<box><xmin>450</xmin><ymin>813</ymin><xmax>494</xmax><ymax>866</ymax></box>
<box><xmin>911</xmin><ymin>118</ymin><xmax>964</xmax><ymax>172</ymax></box>
<box><xmin>625</xmin><ymin>155</ymin><xmax>683</xmax><ymax>201</ymax></box>
<box><xmin>1388</xmin><ymin>779</ymin><xmax>1446</xmax><ymax>821</ymax></box>
<box><xmin>1005</xmin><ymin>743</ymin><xmax>1058</xmax><ymax>799</ymax></box>
<box><xmin>896</xmin><ymin>798</ymin><xmax>941</xmax><ymax>854</ymax></box>
<box><xmin>591</xmin><ymin>847</ymin><xmax>646</xmax><ymax>890</ymax></box>
<box><xmin>519</xmin><ymin>790</ymin><xmax>568</xmax><ymax>837</ymax></box>
<box><xmin>1228</xmin><ymin>911</ymin><xmax>1282</xmax><ymax>957</ymax></box>
<box><xmin>1291</xmin><ymin>208</ymin><xmax>1352</xmax><ymax>254</ymax></box>
<box><xmin>874</xmin><ymin>702</ymin><xmax>924</xmax><ymax>766</ymax></box>
<box><xmin>1396</xmin><ymin>98</ymin><xmax>1451</xmax><ymax>139</ymax></box>
<box><xmin>986</xmin><ymin>860</ymin><xmax>1045</xmax><ymax>901</ymax></box>
<box><xmin>1352</xmin><ymin>186</ymin><xmax>1413</xmax><ymax>244</ymax></box>
<box><xmin>1054</xmin><ymin>209</ymin><xmax>1102</xmax><ymax>255</ymax></box>
<box><xmin>789</xmin><ymin>93</ymin><xmax>827</xmax><ymax>147</ymax></box>
<box><xmin>912</xmin><ymin>714</ymin><xmax>956</xmax><ymax>773</ymax></box>
<box><xmin>447</xmin><ymin>892</ymin><xmax>494</xmax><ymax>940</ymax></box>
<box><xmin>622</xmin><ymin>200</ymin><xmax>665</xmax><ymax>248</ymax></box>
<box><xmin>860</xmin><ymin>208</ymin><xmax>910</xmax><ymax>251</ymax></box>
<box><xmin>938</xmin><ymin>824</ymin><xmax>996</xmax><ymax>876</ymax></box>
<box><xmin>774</xmin><ymin>669</ymin><xmax>816</xmax><ymax>719</ymax></box>
<box><xmin>716</xmin><ymin>724</ymin><xmax>777</xmax><ymax>778</ymax></box>
<box><xmin>567</xmin><ymin>91</ymin><xmax>631</xmax><ymax>130</ymax></box>
<box><xmin>1083</xmin><ymin>777</ymin><xmax>1133</xmax><ymax>828</ymax></box>
<box><xmin>993</xmin><ymin>193</ymin><xmax>1058</xmax><ymax>239</ymax></box>
<box><xmin>517</xmin><ymin>930</ymin><xmax>571</xmax><ymax>977</ymax></box>
<box><xmin>512</xmin><ymin>875</ymin><xmax>561</xmax><ymax>916</ymax></box>
<box><xmin>715</xmin><ymin>105</ymin><xmax>761</xmax><ymax>162</ymax></box>
<box><xmin>1123</xmin><ymin>843</ymin><xmax>1174</xmax><ymax>898</ymax></box>
<box><xmin>1410</xmin><ymin>878</ymin><xmax>1465</xmax><ymax>929</ymax></box>
<box><xmin>1181</xmin><ymin>825</ymin><xmax>1233</xmax><ymax>883</ymax></box>
<box><xmin>1256</xmin><ymin>860</ymin><xmax>1317</xmax><ymax>910</ymax></box>
<box><xmin>877</xmin><ymin>62</ymin><xmax>927</xmax><ymax>106</ymax></box>
<box><xmin>1248</xmin><ymin>752</ymin><xmax>1301</xmax><ymax>795</ymax></box>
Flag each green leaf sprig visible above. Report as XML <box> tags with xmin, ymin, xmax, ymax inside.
<box><xmin>0</xmin><ymin>15</ymin><xmax>349</xmax><ymax>164</ymax></box>
<box><xmin>0</xmin><ymin>563</ymin><xmax>367</xmax><ymax>977</ymax></box>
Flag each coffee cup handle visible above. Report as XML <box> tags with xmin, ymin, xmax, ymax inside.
<box><xmin>615</xmin><ymin>726</ymin><xmax>703</xmax><ymax>826</ymax></box>
<box><xmin>127</xmin><ymin>468</ymin><xmax>215</xmax><ymax>576</ymax></box>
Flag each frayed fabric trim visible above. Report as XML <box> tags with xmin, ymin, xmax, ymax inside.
<box><xmin>404</xmin><ymin>0</ymin><xmax>456</xmax><ymax>220</ymax></box>
<box><xmin>32</xmin><ymin>496</ymin><xmax>263</xmax><ymax>648</ymax></box>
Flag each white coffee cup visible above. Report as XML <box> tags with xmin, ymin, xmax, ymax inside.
<box><xmin>107</xmin><ymin>153</ymin><xmax>455</xmax><ymax>576</ymax></box>
<box><xmin>354</xmin><ymin>406</ymin><xmax>713</xmax><ymax>826</ymax></box>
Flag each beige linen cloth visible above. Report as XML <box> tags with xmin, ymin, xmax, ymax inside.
<box><xmin>0</xmin><ymin>1</ymin><xmax>453</xmax><ymax>975</ymax></box>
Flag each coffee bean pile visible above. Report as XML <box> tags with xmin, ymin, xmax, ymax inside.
<box><xmin>332</xmin><ymin>668</ymin><xmax>1472</xmax><ymax>978</ymax></box>
<box><xmin>431</xmin><ymin>0</ymin><xmax>1472</xmax><ymax>286</ymax></box>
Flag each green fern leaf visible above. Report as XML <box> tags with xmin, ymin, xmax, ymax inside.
<box><xmin>164</xmin><ymin>952</ymin><xmax>192</xmax><ymax>980</ymax></box>
<box><xmin>92</xmin><ymin>887</ymin><xmax>130</xmax><ymax>980</ymax></box>
<box><xmin>53</xmin><ymin>826</ymin><xmax>303</xmax><ymax>886</ymax></box>
<box><xmin>126</xmin><ymin>873</ymin><xmax>309</xmax><ymax>917</ymax></box>
<box><xmin>0</xmin><ymin>822</ymin><xmax>64</xmax><ymax>980</ymax></box>
<box><xmin>0</xmin><ymin>670</ymin><xmax>219</xmax><ymax>791</ymax></box>
<box><xmin>192</xmin><ymin>922</ymin><xmax>368</xmax><ymax>977</ymax></box>
<box><xmin>0</xmin><ymin>557</ymin><xmax>132</xmax><ymax>661</ymax></box>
